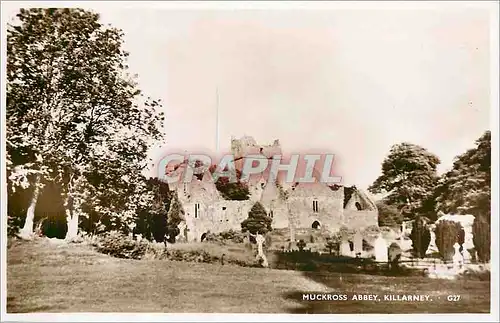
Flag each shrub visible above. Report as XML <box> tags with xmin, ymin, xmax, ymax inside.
<box><xmin>362</xmin><ymin>225</ymin><xmax>380</xmax><ymax>240</ymax></box>
<box><xmin>161</xmin><ymin>242</ymin><xmax>259</xmax><ymax>267</ymax></box>
<box><xmin>410</xmin><ymin>216</ymin><xmax>431</xmax><ymax>258</ymax></box>
<box><xmin>388</xmin><ymin>242</ymin><xmax>402</xmax><ymax>269</ymax></box>
<box><xmin>205</xmin><ymin>232</ymin><xmax>223</xmax><ymax>244</ymax></box>
<box><xmin>338</xmin><ymin>226</ymin><xmax>356</xmax><ymax>241</ymax></box>
<box><xmin>297</xmin><ymin>239</ymin><xmax>306</xmax><ymax>252</ymax></box>
<box><xmin>205</xmin><ymin>229</ymin><xmax>246</xmax><ymax>244</ymax></box>
<box><xmin>435</xmin><ymin>220</ymin><xmax>463</xmax><ymax>261</ymax></box>
<box><xmin>376</xmin><ymin>200</ymin><xmax>402</xmax><ymax>228</ymax></box>
<box><xmin>165</xmin><ymin>194</ymin><xmax>184</xmax><ymax>243</ymax></box>
<box><xmin>473</xmin><ymin>215</ymin><xmax>490</xmax><ymax>263</ymax></box>
<box><xmin>130</xmin><ymin>178</ymin><xmax>172</xmax><ymax>242</ymax></box>
<box><xmin>221</xmin><ymin>229</ymin><xmax>246</xmax><ymax>243</ymax></box>
<box><xmin>95</xmin><ymin>231</ymin><xmax>148</xmax><ymax>260</ymax></box>
<box><xmin>241</xmin><ymin>202</ymin><xmax>272</xmax><ymax>234</ymax></box>
<box><xmin>325</xmin><ymin>236</ymin><xmax>339</xmax><ymax>254</ymax></box>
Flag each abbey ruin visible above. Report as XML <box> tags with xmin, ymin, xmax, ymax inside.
<box><xmin>168</xmin><ymin>136</ymin><xmax>379</xmax><ymax>242</ymax></box>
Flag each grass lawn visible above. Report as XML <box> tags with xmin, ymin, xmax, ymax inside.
<box><xmin>6</xmin><ymin>238</ymin><xmax>490</xmax><ymax>313</ymax></box>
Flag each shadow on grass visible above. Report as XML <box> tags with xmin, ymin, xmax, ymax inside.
<box><xmin>7</xmin><ymin>296</ymin><xmax>68</xmax><ymax>313</ymax></box>
<box><xmin>274</xmin><ymin>251</ymin><xmax>491</xmax><ymax>314</ymax></box>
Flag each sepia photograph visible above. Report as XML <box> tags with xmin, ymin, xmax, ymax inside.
<box><xmin>1</xmin><ymin>1</ymin><xmax>498</xmax><ymax>321</ymax></box>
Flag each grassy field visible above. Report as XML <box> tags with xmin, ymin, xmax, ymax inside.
<box><xmin>7</xmin><ymin>237</ymin><xmax>490</xmax><ymax>313</ymax></box>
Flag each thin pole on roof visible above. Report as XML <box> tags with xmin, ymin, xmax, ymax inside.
<box><xmin>215</xmin><ymin>87</ymin><xmax>220</xmax><ymax>154</ymax></box>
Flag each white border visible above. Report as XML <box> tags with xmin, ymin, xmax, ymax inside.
<box><xmin>1</xmin><ymin>1</ymin><xmax>499</xmax><ymax>322</ymax></box>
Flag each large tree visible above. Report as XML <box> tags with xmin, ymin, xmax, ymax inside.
<box><xmin>376</xmin><ymin>199</ymin><xmax>402</xmax><ymax>229</ymax></box>
<box><xmin>7</xmin><ymin>8</ymin><xmax>164</xmax><ymax>240</ymax></box>
<box><xmin>435</xmin><ymin>131</ymin><xmax>491</xmax><ymax>222</ymax></box>
<box><xmin>368</xmin><ymin>143</ymin><xmax>440</xmax><ymax>220</ymax></box>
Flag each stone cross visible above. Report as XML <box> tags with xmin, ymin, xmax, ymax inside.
<box><xmin>253</xmin><ymin>232</ymin><xmax>269</xmax><ymax>268</ymax></box>
<box><xmin>462</xmin><ymin>248</ymin><xmax>471</xmax><ymax>263</ymax></box>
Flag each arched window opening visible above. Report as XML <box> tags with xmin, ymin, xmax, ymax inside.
<box><xmin>355</xmin><ymin>202</ymin><xmax>362</xmax><ymax>211</ymax></box>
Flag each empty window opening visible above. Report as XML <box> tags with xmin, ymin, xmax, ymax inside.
<box><xmin>313</xmin><ymin>200</ymin><xmax>319</xmax><ymax>213</ymax></box>
<box><xmin>222</xmin><ymin>206</ymin><xmax>226</xmax><ymax>211</ymax></box>
<box><xmin>269</xmin><ymin>210</ymin><xmax>274</xmax><ymax>218</ymax></box>
<box><xmin>201</xmin><ymin>233</ymin><xmax>207</xmax><ymax>242</ymax></box>
<box><xmin>355</xmin><ymin>202</ymin><xmax>362</xmax><ymax>211</ymax></box>
<box><xmin>312</xmin><ymin>221</ymin><xmax>321</xmax><ymax>229</ymax></box>
<box><xmin>194</xmin><ymin>203</ymin><xmax>200</xmax><ymax>218</ymax></box>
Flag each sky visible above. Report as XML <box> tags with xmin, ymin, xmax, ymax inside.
<box><xmin>3</xmin><ymin>2</ymin><xmax>494</xmax><ymax>190</ymax></box>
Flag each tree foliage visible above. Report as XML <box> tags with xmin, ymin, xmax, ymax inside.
<box><xmin>6</xmin><ymin>8</ymin><xmax>165</xmax><ymax>239</ymax></box>
<box><xmin>472</xmin><ymin>215</ymin><xmax>490</xmax><ymax>263</ymax></box>
<box><xmin>434</xmin><ymin>220</ymin><xmax>463</xmax><ymax>261</ymax></box>
<box><xmin>209</xmin><ymin>165</ymin><xmax>250</xmax><ymax>200</ymax></box>
<box><xmin>410</xmin><ymin>216</ymin><xmax>431</xmax><ymax>259</ymax></box>
<box><xmin>435</xmin><ymin>131</ymin><xmax>491</xmax><ymax>222</ymax></box>
<box><xmin>133</xmin><ymin>178</ymin><xmax>173</xmax><ymax>242</ymax></box>
<box><xmin>376</xmin><ymin>200</ymin><xmax>402</xmax><ymax>228</ymax></box>
<box><xmin>241</xmin><ymin>202</ymin><xmax>272</xmax><ymax>234</ymax></box>
<box><xmin>368</xmin><ymin>143</ymin><xmax>440</xmax><ymax>220</ymax></box>
<box><xmin>165</xmin><ymin>193</ymin><xmax>185</xmax><ymax>243</ymax></box>
<box><xmin>297</xmin><ymin>239</ymin><xmax>306</xmax><ymax>252</ymax></box>
<box><xmin>325</xmin><ymin>235</ymin><xmax>340</xmax><ymax>254</ymax></box>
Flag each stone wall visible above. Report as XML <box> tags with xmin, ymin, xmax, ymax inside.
<box><xmin>345</xmin><ymin>189</ymin><xmax>377</xmax><ymax>211</ymax></box>
<box><xmin>287</xmin><ymin>196</ymin><xmax>343</xmax><ymax>232</ymax></box>
<box><xmin>182</xmin><ymin>199</ymin><xmax>253</xmax><ymax>242</ymax></box>
<box><xmin>269</xmin><ymin>202</ymin><xmax>290</xmax><ymax>229</ymax></box>
<box><xmin>343</xmin><ymin>210</ymin><xmax>378</xmax><ymax>231</ymax></box>
<box><xmin>174</xmin><ymin>136</ymin><xmax>380</xmax><ymax>242</ymax></box>
<box><xmin>231</xmin><ymin>136</ymin><xmax>281</xmax><ymax>159</ymax></box>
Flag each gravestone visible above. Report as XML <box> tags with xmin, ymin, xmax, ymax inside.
<box><xmin>462</xmin><ymin>248</ymin><xmax>471</xmax><ymax>263</ymax></box>
<box><xmin>353</xmin><ymin>231</ymin><xmax>363</xmax><ymax>256</ymax></box>
<box><xmin>374</xmin><ymin>234</ymin><xmax>388</xmax><ymax>262</ymax></box>
<box><xmin>340</xmin><ymin>239</ymin><xmax>352</xmax><ymax>257</ymax></box>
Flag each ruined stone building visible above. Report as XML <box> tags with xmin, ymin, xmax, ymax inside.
<box><xmin>168</xmin><ymin>136</ymin><xmax>378</xmax><ymax>242</ymax></box>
